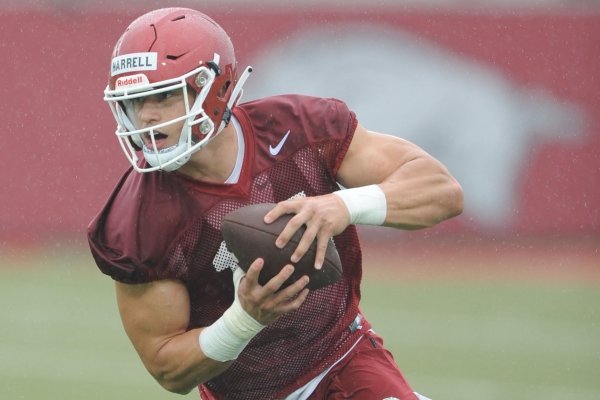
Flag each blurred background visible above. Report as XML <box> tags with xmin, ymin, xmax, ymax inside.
<box><xmin>1</xmin><ymin>1</ymin><xmax>598</xmax><ymax>399</ymax></box>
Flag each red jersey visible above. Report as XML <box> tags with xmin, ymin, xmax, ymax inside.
<box><xmin>88</xmin><ymin>95</ymin><xmax>371</xmax><ymax>399</ymax></box>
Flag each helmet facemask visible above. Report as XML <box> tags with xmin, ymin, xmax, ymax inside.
<box><xmin>105</xmin><ymin>64</ymin><xmax>219</xmax><ymax>173</ymax></box>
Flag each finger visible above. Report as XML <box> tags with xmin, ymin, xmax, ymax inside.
<box><xmin>263</xmin><ymin>264</ymin><xmax>295</xmax><ymax>293</ymax></box>
<box><xmin>275</xmin><ymin>213</ymin><xmax>306</xmax><ymax>250</ymax></box>
<box><xmin>292</xmin><ymin>288</ymin><xmax>310</xmax><ymax>307</ymax></box>
<box><xmin>243</xmin><ymin>258</ymin><xmax>264</xmax><ymax>287</ymax></box>
<box><xmin>275</xmin><ymin>274</ymin><xmax>309</xmax><ymax>301</ymax></box>
<box><xmin>313</xmin><ymin>234</ymin><xmax>331</xmax><ymax>270</ymax></box>
<box><xmin>275</xmin><ymin>288</ymin><xmax>310</xmax><ymax>314</ymax></box>
<box><xmin>264</xmin><ymin>201</ymin><xmax>293</xmax><ymax>225</ymax></box>
<box><xmin>290</xmin><ymin>221</ymin><xmax>319</xmax><ymax>263</ymax></box>
<box><xmin>265</xmin><ymin>274</ymin><xmax>309</xmax><ymax>315</ymax></box>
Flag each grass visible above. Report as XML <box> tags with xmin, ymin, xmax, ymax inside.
<box><xmin>1</xmin><ymin>244</ymin><xmax>598</xmax><ymax>399</ymax></box>
<box><xmin>360</xmin><ymin>280</ymin><xmax>600</xmax><ymax>400</ymax></box>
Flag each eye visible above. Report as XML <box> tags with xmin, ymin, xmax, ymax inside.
<box><xmin>121</xmin><ymin>97</ymin><xmax>144</xmax><ymax>113</ymax></box>
<box><xmin>122</xmin><ymin>89</ymin><xmax>181</xmax><ymax>114</ymax></box>
<box><xmin>156</xmin><ymin>89</ymin><xmax>180</xmax><ymax>102</ymax></box>
<box><xmin>157</xmin><ymin>91</ymin><xmax>173</xmax><ymax>101</ymax></box>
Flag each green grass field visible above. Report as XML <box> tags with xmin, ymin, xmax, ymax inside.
<box><xmin>1</xmin><ymin>245</ymin><xmax>598</xmax><ymax>399</ymax></box>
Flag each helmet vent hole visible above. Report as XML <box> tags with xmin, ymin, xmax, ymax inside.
<box><xmin>171</xmin><ymin>15</ymin><xmax>185</xmax><ymax>22</ymax></box>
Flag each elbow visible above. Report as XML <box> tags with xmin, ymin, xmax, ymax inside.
<box><xmin>147</xmin><ymin>362</ymin><xmax>197</xmax><ymax>395</ymax></box>
<box><xmin>426</xmin><ymin>178</ymin><xmax>464</xmax><ymax>227</ymax></box>
<box><xmin>445</xmin><ymin>179</ymin><xmax>464</xmax><ymax>219</ymax></box>
<box><xmin>162</xmin><ymin>384</ymin><xmax>194</xmax><ymax>396</ymax></box>
<box><xmin>147</xmin><ymin>353</ymin><xmax>227</xmax><ymax>395</ymax></box>
<box><xmin>155</xmin><ymin>373</ymin><xmax>195</xmax><ymax>395</ymax></box>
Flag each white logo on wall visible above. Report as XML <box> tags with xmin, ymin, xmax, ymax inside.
<box><xmin>245</xmin><ymin>25</ymin><xmax>587</xmax><ymax>230</ymax></box>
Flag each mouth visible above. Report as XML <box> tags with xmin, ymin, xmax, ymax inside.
<box><xmin>143</xmin><ymin>131</ymin><xmax>169</xmax><ymax>150</ymax></box>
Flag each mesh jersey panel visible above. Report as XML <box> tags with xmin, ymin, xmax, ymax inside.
<box><xmin>191</xmin><ymin>147</ymin><xmax>367</xmax><ymax>399</ymax></box>
<box><xmin>88</xmin><ymin>95</ymin><xmax>369</xmax><ymax>399</ymax></box>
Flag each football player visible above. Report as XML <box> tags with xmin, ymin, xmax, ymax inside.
<box><xmin>88</xmin><ymin>7</ymin><xmax>463</xmax><ymax>400</ymax></box>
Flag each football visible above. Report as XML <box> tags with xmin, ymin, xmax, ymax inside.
<box><xmin>221</xmin><ymin>203</ymin><xmax>343</xmax><ymax>291</ymax></box>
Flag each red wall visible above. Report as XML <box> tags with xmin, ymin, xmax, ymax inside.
<box><xmin>1</xmin><ymin>9</ymin><xmax>598</xmax><ymax>244</ymax></box>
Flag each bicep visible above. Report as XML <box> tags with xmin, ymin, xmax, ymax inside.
<box><xmin>337</xmin><ymin>123</ymin><xmax>427</xmax><ymax>188</ymax></box>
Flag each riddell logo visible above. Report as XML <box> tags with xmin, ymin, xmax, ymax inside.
<box><xmin>115</xmin><ymin>74</ymin><xmax>149</xmax><ymax>89</ymax></box>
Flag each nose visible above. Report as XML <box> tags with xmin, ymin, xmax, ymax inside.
<box><xmin>136</xmin><ymin>99</ymin><xmax>161</xmax><ymax>126</ymax></box>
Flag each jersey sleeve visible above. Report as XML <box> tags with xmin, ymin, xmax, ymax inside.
<box><xmin>87</xmin><ymin>169</ymin><xmax>192</xmax><ymax>284</ymax></box>
<box><xmin>292</xmin><ymin>95</ymin><xmax>358</xmax><ymax>178</ymax></box>
<box><xmin>236</xmin><ymin>94</ymin><xmax>358</xmax><ymax>180</ymax></box>
<box><xmin>324</xmin><ymin>97</ymin><xmax>358</xmax><ymax>178</ymax></box>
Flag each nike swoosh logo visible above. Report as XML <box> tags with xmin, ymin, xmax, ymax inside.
<box><xmin>269</xmin><ymin>129</ymin><xmax>291</xmax><ymax>156</ymax></box>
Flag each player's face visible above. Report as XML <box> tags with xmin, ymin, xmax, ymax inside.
<box><xmin>123</xmin><ymin>88</ymin><xmax>196</xmax><ymax>150</ymax></box>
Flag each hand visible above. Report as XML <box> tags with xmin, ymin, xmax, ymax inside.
<box><xmin>263</xmin><ymin>194</ymin><xmax>350</xmax><ymax>269</ymax></box>
<box><xmin>237</xmin><ymin>258</ymin><xmax>310</xmax><ymax>325</ymax></box>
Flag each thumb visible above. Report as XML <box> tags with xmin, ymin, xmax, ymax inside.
<box><xmin>232</xmin><ymin>266</ymin><xmax>246</xmax><ymax>301</ymax></box>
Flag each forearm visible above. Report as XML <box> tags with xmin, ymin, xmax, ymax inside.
<box><xmin>144</xmin><ymin>327</ymin><xmax>231</xmax><ymax>394</ymax></box>
<box><xmin>151</xmin><ymin>271</ymin><xmax>266</xmax><ymax>393</ymax></box>
<box><xmin>335</xmin><ymin>127</ymin><xmax>463</xmax><ymax>230</ymax></box>
<box><xmin>336</xmin><ymin>156</ymin><xmax>463</xmax><ymax>230</ymax></box>
<box><xmin>116</xmin><ymin>279</ymin><xmax>248</xmax><ymax>395</ymax></box>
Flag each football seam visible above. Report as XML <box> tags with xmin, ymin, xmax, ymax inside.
<box><xmin>223</xmin><ymin>220</ymin><xmax>336</xmax><ymax>267</ymax></box>
<box><xmin>223</xmin><ymin>219</ymin><xmax>304</xmax><ymax>246</ymax></box>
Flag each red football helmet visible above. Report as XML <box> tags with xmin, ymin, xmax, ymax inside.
<box><xmin>104</xmin><ymin>8</ymin><xmax>252</xmax><ymax>172</ymax></box>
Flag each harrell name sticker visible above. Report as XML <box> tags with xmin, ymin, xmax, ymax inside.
<box><xmin>111</xmin><ymin>52</ymin><xmax>158</xmax><ymax>77</ymax></box>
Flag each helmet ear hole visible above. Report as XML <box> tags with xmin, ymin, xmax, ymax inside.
<box><xmin>217</xmin><ymin>80</ymin><xmax>231</xmax><ymax>99</ymax></box>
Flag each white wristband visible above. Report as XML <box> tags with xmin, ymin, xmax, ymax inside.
<box><xmin>333</xmin><ymin>184</ymin><xmax>387</xmax><ymax>225</ymax></box>
<box><xmin>199</xmin><ymin>292</ymin><xmax>265</xmax><ymax>362</ymax></box>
